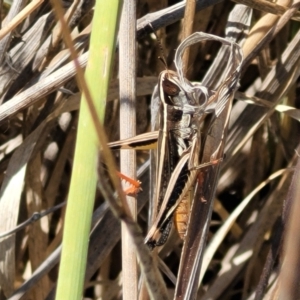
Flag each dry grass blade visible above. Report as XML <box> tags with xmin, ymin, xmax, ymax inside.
<box><xmin>0</xmin><ymin>52</ymin><xmax>88</xmax><ymax>123</ymax></box>
<box><xmin>0</xmin><ymin>11</ymin><xmax>55</xmax><ymax>102</ymax></box>
<box><xmin>203</xmin><ymin>155</ymin><xmax>296</xmax><ymax>299</ymax></box>
<box><xmin>233</xmin><ymin>0</ymin><xmax>300</xmax><ymax>21</ymax></box>
<box><xmin>0</xmin><ymin>202</ymin><xmax>65</xmax><ymax>238</ymax></box>
<box><xmin>0</xmin><ymin>107</ymin><xmax>61</xmax><ymax>297</ymax></box>
<box><xmin>0</xmin><ymin>0</ymin><xmax>44</xmax><ymax>41</ymax></box>
<box><xmin>0</xmin><ymin>73</ymin><xmax>156</xmax><ymax>123</ymax></box>
<box><xmin>0</xmin><ymin>126</ymin><xmax>45</xmax><ymax>296</ymax></box>
<box><xmin>181</xmin><ymin>0</ymin><xmax>197</xmax><ymax>73</ymax></box>
<box><xmin>225</xmin><ymin>27</ymin><xmax>300</xmax><ymax>162</ymax></box>
<box><xmin>137</xmin><ymin>0</ymin><xmax>223</xmax><ymax>39</ymax></box>
<box><xmin>236</xmin><ymin>91</ymin><xmax>300</xmax><ymax>121</ymax></box>
<box><xmin>119</xmin><ymin>1</ymin><xmax>138</xmax><ymax>298</ymax></box>
<box><xmin>243</xmin><ymin>0</ymin><xmax>300</xmax><ymax>66</ymax></box>
<box><xmin>274</xmin><ymin>146</ymin><xmax>300</xmax><ymax>299</ymax></box>
<box><xmin>201</xmin><ymin>168</ymin><xmax>292</xmax><ymax>283</ymax></box>
<box><xmin>0</xmin><ymin>0</ymin><xmax>26</xmax><ymax>64</ymax></box>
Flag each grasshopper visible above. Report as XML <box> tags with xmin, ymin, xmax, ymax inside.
<box><xmin>110</xmin><ymin>32</ymin><xmax>243</xmax><ymax>249</ymax></box>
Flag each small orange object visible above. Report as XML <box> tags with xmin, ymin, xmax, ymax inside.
<box><xmin>116</xmin><ymin>171</ymin><xmax>142</xmax><ymax>196</ymax></box>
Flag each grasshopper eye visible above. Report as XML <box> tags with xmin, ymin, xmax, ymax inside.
<box><xmin>162</xmin><ymin>77</ymin><xmax>180</xmax><ymax>96</ymax></box>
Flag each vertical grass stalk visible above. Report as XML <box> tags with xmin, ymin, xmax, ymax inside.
<box><xmin>119</xmin><ymin>0</ymin><xmax>138</xmax><ymax>298</ymax></box>
<box><xmin>55</xmin><ymin>1</ymin><xmax>122</xmax><ymax>299</ymax></box>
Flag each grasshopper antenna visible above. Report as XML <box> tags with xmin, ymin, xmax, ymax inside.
<box><xmin>148</xmin><ymin>23</ymin><xmax>168</xmax><ymax>70</ymax></box>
